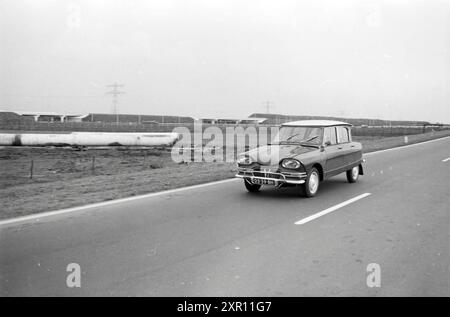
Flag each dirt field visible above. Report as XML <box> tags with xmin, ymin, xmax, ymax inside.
<box><xmin>1</xmin><ymin>130</ymin><xmax>449</xmax><ymax>220</ymax></box>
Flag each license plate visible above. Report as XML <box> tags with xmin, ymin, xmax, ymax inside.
<box><xmin>252</xmin><ymin>178</ymin><xmax>275</xmax><ymax>185</ymax></box>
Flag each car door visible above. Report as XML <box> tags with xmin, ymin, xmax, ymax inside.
<box><xmin>336</xmin><ymin>126</ymin><xmax>354</xmax><ymax>171</ymax></box>
<box><xmin>323</xmin><ymin>126</ymin><xmax>343</xmax><ymax>177</ymax></box>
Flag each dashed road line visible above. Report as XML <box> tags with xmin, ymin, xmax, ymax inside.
<box><xmin>295</xmin><ymin>193</ymin><xmax>372</xmax><ymax>225</ymax></box>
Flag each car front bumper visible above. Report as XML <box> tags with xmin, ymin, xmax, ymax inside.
<box><xmin>235</xmin><ymin>168</ymin><xmax>307</xmax><ymax>185</ymax></box>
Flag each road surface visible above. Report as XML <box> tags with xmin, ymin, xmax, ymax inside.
<box><xmin>1</xmin><ymin>137</ymin><xmax>449</xmax><ymax>296</ymax></box>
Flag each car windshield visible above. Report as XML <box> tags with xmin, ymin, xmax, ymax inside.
<box><xmin>272</xmin><ymin>126</ymin><xmax>323</xmax><ymax>145</ymax></box>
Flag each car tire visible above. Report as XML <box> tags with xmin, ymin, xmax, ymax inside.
<box><xmin>346</xmin><ymin>166</ymin><xmax>359</xmax><ymax>183</ymax></box>
<box><xmin>244</xmin><ymin>179</ymin><xmax>261</xmax><ymax>192</ymax></box>
<box><xmin>300</xmin><ymin>167</ymin><xmax>320</xmax><ymax>198</ymax></box>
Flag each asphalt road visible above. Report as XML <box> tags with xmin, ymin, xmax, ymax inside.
<box><xmin>1</xmin><ymin>137</ymin><xmax>449</xmax><ymax>296</ymax></box>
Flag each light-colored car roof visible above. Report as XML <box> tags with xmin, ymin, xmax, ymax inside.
<box><xmin>282</xmin><ymin>120</ymin><xmax>351</xmax><ymax>127</ymax></box>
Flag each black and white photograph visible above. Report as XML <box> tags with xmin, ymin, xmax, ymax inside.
<box><xmin>0</xmin><ymin>0</ymin><xmax>448</xmax><ymax>300</ymax></box>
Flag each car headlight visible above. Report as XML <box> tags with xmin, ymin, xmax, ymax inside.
<box><xmin>281</xmin><ymin>158</ymin><xmax>301</xmax><ymax>169</ymax></box>
<box><xmin>237</xmin><ymin>156</ymin><xmax>253</xmax><ymax>165</ymax></box>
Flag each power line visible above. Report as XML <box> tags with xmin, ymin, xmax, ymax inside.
<box><xmin>106</xmin><ymin>83</ymin><xmax>125</xmax><ymax>124</ymax></box>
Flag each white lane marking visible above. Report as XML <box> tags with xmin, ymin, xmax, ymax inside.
<box><xmin>364</xmin><ymin>135</ymin><xmax>450</xmax><ymax>156</ymax></box>
<box><xmin>295</xmin><ymin>193</ymin><xmax>371</xmax><ymax>225</ymax></box>
<box><xmin>0</xmin><ymin>178</ymin><xmax>239</xmax><ymax>227</ymax></box>
<box><xmin>1</xmin><ymin>135</ymin><xmax>449</xmax><ymax>227</ymax></box>
<box><xmin>442</xmin><ymin>157</ymin><xmax>450</xmax><ymax>162</ymax></box>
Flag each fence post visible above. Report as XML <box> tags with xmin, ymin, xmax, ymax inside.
<box><xmin>91</xmin><ymin>156</ymin><xmax>95</xmax><ymax>174</ymax></box>
<box><xmin>30</xmin><ymin>160</ymin><xmax>34</xmax><ymax>179</ymax></box>
<box><xmin>190</xmin><ymin>148</ymin><xmax>195</xmax><ymax>162</ymax></box>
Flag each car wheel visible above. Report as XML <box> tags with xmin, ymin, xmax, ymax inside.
<box><xmin>244</xmin><ymin>179</ymin><xmax>261</xmax><ymax>192</ymax></box>
<box><xmin>301</xmin><ymin>167</ymin><xmax>320</xmax><ymax>197</ymax></box>
<box><xmin>346</xmin><ymin>166</ymin><xmax>359</xmax><ymax>183</ymax></box>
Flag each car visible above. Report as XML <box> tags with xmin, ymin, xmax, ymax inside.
<box><xmin>235</xmin><ymin>120</ymin><xmax>364</xmax><ymax>197</ymax></box>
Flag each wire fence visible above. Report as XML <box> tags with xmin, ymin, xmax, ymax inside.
<box><xmin>0</xmin><ymin>148</ymin><xmax>172</xmax><ymax>188</ymax></box>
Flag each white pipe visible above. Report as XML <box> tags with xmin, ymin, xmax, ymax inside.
<box><xmin>0</xmin><ymin>132</ymin><xmax>180</xmax><ymax>147</ymax></box>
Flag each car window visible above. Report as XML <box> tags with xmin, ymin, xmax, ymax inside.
<box><xmin>337</xmin><ymin>126</ymin><xmax>350</xmax><ymax>143</ymax></box>
<box><xmin>323</xmin><ymin>127</ymin><xmax>337</xmax><ymax>145</ymax></box>
<box><xmin>274</xmin><ymin>126</ymin><xmax>323</xmax><ymax>145</ymax></box>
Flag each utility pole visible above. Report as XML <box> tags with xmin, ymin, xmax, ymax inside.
<box><xmin>262</xmin><ymin>100</ymin><xmax>275</xmax><ymax>114</ymax></box>
<box><xmin>106</xmin><ymin>83</ymin><xmax>125</xmax><ymax>124</ymax></box>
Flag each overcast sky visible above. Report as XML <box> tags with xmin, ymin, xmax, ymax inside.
<box><xmin>0</xmin><ymin>0</ymin><xmax>448</xmax><ymax>122</ymax></box>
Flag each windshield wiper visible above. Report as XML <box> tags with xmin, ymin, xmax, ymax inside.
<box><xmin>302</xmin><ymin>135</ymin><xmax>319</xmax><ymax>143</ymax></box>
<box><xmin>284</xmin><ymin>133</ymin><xmax>302</xmax><ymax>141</ymax></box>
<box><xmin>283</xmin><ymin>134</ymin><xmax>319</xmax><ymax>142</ymax></box>
<box><xmin>299</xmin><ymin>142</ymin><xmax>320</xmax><ymax>148</ymax></box>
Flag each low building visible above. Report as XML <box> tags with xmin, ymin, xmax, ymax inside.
<box><xmin>198</xmin><ymin>117</ymin><xmax>267</xmax><ymax>125</ymax></box>
<box><xmin>5</xmin><ymin>111</ymin><xmax>89</xmax><ymax>122</ymax></box>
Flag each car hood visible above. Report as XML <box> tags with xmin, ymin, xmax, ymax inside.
<box><xmin>245</xmin><ymin>144</ymin><xmax>316</xmax><ymax>165</ymax></box>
